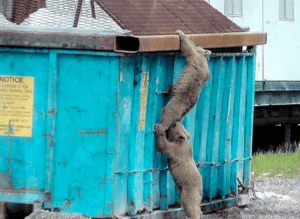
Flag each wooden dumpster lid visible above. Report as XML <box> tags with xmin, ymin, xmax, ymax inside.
<box><xmin>96</xmin><ymin>0</ymin><xmax>244</xmax><ymax>35</ymax></box>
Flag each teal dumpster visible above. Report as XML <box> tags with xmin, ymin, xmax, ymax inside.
<box><xmin>0</xmin><ymin>29</ymin><xmax>258</xmax><ymax>218</ymax></box>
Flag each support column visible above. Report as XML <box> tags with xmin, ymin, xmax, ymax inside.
<box><xmin>285</xmin><ymin>124</ymin><xmax>291</xmax><ymax>143</ymax></box>
<box><xmin>0</xmin><ymin>202</ymin><xmax>5</xmax><ymax>219</ymax></box>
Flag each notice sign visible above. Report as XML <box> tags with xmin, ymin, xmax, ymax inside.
<box><xmin>0</xmin><ymin>76</ymin><xmax>34</xmax><ymax>137</ymax></box>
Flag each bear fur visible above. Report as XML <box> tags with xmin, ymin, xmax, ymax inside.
<box><xmin>160</xmin><ymin>30</ymin><xmax>211</xmax><ymax>131</ymax></box>
<box><xmin>155</xmin><ymin>122</ymin><xmax>202</xmax><ymax>219</ymax></box>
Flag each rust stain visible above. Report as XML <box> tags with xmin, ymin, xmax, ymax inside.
<box><xmin>77</xmin><ymin>129</ymin><xmax>107</xmax><ymax>136</ymax></box>
<box><xmin>47</xmin><ymin>108</ymin><xmax>57</xmax><ymax>115</ymax></box>
<box><xmin>70</xmin><ymin>106</ymin><xmax>86</xmax><ymax>113</ymax></box>
<box><xmin>42</xmin><ymin>133</ymin><xmax>54</xmax><ymax>147</ymax></box>
<box><xmin>45</xmin><ymin>192</ymin><xmax>51</xmax><ymax>202</ymax></box>
<box><xmin>65</xmin><ymin>200</ymin><xmax>71</xmax><ymax>207</ymax></box>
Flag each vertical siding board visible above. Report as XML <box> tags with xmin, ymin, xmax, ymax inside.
<box><xmin>230</xmin><ymin>56</ymin><xmax>247</xmax><ymax>196</ymax></box>
<box><xmin>206</xmin><ymin>57</ymin><xmax>225</xmax><ymax>199</ymax></box>
<box><xmin>218</xmin><ymin>57</ymin><xmax>237</xmax><ymax>199</ymax></box>
<box><xmin>114</xmin><ymin>56</ymin><xmax>132</xmax><ymax>215</ymax></box>
<box><xmin>206</xmin><ymin>57</ymin><xmax>219</xmax><ymax>200</ymax></box>
<box><xmin>104</xmin><ymin>57</ymin><xmax>120</xmax><ymax>216</ymax></box>
<box><xmin>152</xmin><ymin>56</ymin><xmax>168</xmax><ymax>209</ymax></box>
<box><xmin>224</xmin><ymin>57</ymin><xmax>237</xmax><ymax>198</ymax></box>
<box><xmin>143</xmin><ymin>56</ymin><xmax>160</xmax><ymax>210</ymax></box>
<box><xmin>44</xmin><ymin>50</ymin><xmax>57</xmax><ymax>209</ymax></box>
<box><xmin>238</xmin><ymin>57</ymin><xmax>247</xmax><ymax>186</ymax></box>
<box><xmin>244</xmin><ymin>54</ymin><xmax>256</xmax><ymax>186</ymax></box>
<box><xmin>157</xmin><ymin>56</ymin><xmax>168</xmax><ymax>210</ymax></box>
<box><xmin>211</xmin><ymin>57</ymin><xmax>226</xmax><ymax>200</ymax></box>
<box><xmin>134</xmin><ymin>56</ymin><xmax>150</xmax><ymax>211</ymax></box>
<box><xmin>127</xmin><ymin>56</ymin><xmax>145</xmax><ymax>215</ymax></box>
<box><xmin>200</xmin><ymin>58</ymin><xmax>214</xmax><ymax>201</ymax></box>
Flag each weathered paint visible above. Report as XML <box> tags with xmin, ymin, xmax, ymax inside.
<box><xmin>0</xmin><ymin>48</ymin><xmax>255</xmax><ymax>218</ymax></box>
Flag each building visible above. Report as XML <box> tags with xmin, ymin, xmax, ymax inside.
<box><xmin>206</xmin><ymin>0</ymin><xmax>300</xmax><ymax>152</ymax></box>
<box><xmin>206</xmin><ymin>0</ymin><xmax>300</xmax><ymax>81</ymax></box>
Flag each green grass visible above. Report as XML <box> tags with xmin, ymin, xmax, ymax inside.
<box><xmin>252</xmin><ymin>147</ymin><xmax>300</xmax><ymax>179</ymax></box>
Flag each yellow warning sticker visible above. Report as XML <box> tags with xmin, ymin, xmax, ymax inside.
<box><xmin>0</xmin><ymin>76</ymin><xmax>34</xmax><ymax>137</ymax></box>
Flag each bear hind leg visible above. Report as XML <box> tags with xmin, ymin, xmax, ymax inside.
<box><xmin>181</xmin><ymin>187</ymin><xmax>202</xmax><ymax>219</ymax></box>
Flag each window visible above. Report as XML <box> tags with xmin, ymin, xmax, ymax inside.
<box><xmin>279</xmin><ymin>0</ymin><xmax>294</xmax><ymax>21</ymax></box>
<box><xmin>225</xmin><ymin>0</ymin><xmax>243</xmax><ymax>17</ymax></box>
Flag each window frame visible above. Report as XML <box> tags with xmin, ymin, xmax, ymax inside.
<box><xmin>279</xmin><ymin>0</ymin><xmax>294</xmax><ymax>21</ymax></box>
<box><xmin>224</xmin><ymin>0</ymin><xmax>243</xmax><ymax>17</ymax></box>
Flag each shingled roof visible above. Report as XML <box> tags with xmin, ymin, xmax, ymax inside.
<box><xmin>96</xmin><ymin>0</ymin><xmax>244</xmax><ymax>35</ymax></box>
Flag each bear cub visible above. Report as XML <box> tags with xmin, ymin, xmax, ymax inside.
<box><xmin>155</xmin><ymin>122</ymin><xmax>202</xmax><ymax>219</ymax></box>
<box><xmin>160</xmin><ymin>30</ymin><xmax>211</xmax><ymax>131</ymax></box>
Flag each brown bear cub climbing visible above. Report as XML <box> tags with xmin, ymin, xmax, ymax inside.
<box><xmin>155</xmin><ymin>122</ymin><xmax>202</xmax><ymax>219</ymax></box>
<box><xmin>160</xmin><ymin>30</ymin><xmax>211</xmax><ymax>131</ymax></box>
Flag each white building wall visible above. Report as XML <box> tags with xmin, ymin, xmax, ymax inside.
<box><xmin>206</xmin><ymin>0</ymin><xmax>300</xmax><ymax>81</ymax></box>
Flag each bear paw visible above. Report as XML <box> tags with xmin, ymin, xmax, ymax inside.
<box><xmin>154</xmin><ymin>123</ymin><xmax>165</xmax><ymax>136</ymax></box>
<box><xmin>175</xmin><ymin>30</ymin><xmax>185</xmax><ymax>37</ymax></box>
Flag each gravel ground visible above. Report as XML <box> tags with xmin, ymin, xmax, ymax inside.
<box><xmin>24</xmin><ymin>177</ymin><xmax>300</xmax><ymax>219</ymax></box>
<box><xmin>203</xmin><ymin>177</ymin><xmax>300</xmax><ymax>219</ymax></box>
<box><xmin>25</xmin><ymin>210</ymin><xmax>91</xmax><ymax>219</ymax></box>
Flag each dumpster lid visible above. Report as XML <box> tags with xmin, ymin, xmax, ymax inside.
<box><xmin>115</xmin><ymin>32</ymin><xmax>267</xmax><ymax>53</ymax></box>
<box><xmin>0</xmin><ymin>26</ymin><xmax>267</xmax><ymax>52</ymax></box>
<box><xmin>0</xmin><ymin>25</ymin><xmax>124</xmax><ymax>51</ymax></box>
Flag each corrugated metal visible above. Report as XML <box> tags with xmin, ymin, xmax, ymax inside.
<box><xmin>0</xmin><ymin>48</ymin><xmax>255</xmax><ymax>218</ymax></box>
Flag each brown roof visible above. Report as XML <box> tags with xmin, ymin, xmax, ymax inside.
<box><xmin>12</xmin><ymin>0</ymin><xmax>46</xmax><ymax>24</ymax></box>
<box><xmin>96</xmin><ymin>0</ymin><xmax>244</xmax><ymax>35</ymax></box>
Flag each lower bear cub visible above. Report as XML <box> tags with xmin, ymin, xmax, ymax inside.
<box><xmin>155</xmin><ymin>122</ymin><xmax>202</xmax><ymax>219</ymax></box>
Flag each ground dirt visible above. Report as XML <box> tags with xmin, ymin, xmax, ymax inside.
<box><xmin>24</xmin><ymin>177</ymin><xmax>300</xmax><ymax>219</ymax></box>
<box><xmin>203</xmin><ymin>177</ymin><xmax>300</xmax><ymax>219</ymax></box>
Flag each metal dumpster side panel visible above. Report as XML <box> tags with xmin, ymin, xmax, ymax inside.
<box><xmin>244</xmin><ymin>55</ymin><xmax>256</xmax><ymax>186</ymax></box>
<box><xmin>193</xmin><ymin>53</ymin><xmax>255</xmax><ymax>206</ymax></box>
<box><xmin>0</xmin><ymin>48</ymin><xmax>49</xmax><ymax>195</ymax></box>
<box><xmin>50</xmin><ymin>52</ymin><xmax>120</xmax><ymax>216</ymax></box>
<box><xmin>230</xmin><ymin>56</ymin><xmax>248</xmax><ymax>196</ymax></box>
<box><xmin>217</xmin><ymin>57</ymin><xmax>237</xmax><ymax>199</ymax></box>
<box><xmin>0</xmin><ymin>48</ymin><xmax>255</xmax><ymax>218</ymax></box>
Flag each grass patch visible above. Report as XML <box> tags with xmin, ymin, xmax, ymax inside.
<box><xmin>252</xmin><ymin>147</ymin><xmax>300</xmax><ymax>179</ymax></box>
